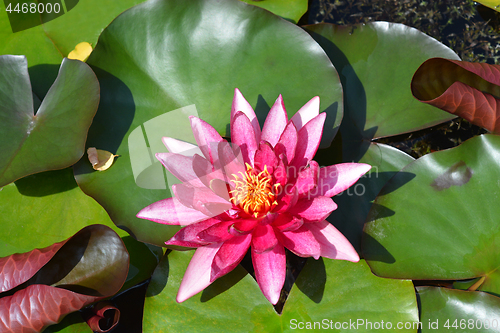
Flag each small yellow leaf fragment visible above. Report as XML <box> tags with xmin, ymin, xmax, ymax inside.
<box><xmin>68</xmin><ymin>42</ymin><xmax>93</xmax><ymax>62</ymax></box>
<box><xmin>87</xmin><ymin>147</ymin><xmax>118</xmax><ymax>171</ymax></box>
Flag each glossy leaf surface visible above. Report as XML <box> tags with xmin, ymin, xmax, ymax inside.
<box><xmin>363</xmin><ymin>134</ymin><xmax>500</xmax><ymax>295</ymax></box>
<box><xmin>143</xmin><ymin>251</ymin><xmax>418</xmax><ymax>332</ymax></box>
<box><xmin>417</xmin><ymin>286</ymin><xmax>500</xmax><ymax>333</ymax></box>
<box><xmin>0</xmin><ymin>166</ymin><xmax>162</xmax><ymax>296</ymax></box>
<box><xmin>412</xmin><ymin>58</ymin><xmax>500</xmax><ymax>133</ymax></box>
<box><xmin>475</xmin><ymin>1</ymin><xmax>500</xmax><ymax>13</ymax></box>
<box><xmin>281</xmin><ymin>258</ymin><xmax>418</xmax><ymax>332</ymax></box>
<box><xmin>305</xmin><ymin>22</ymin><xmax>459</xmax><ymax>143</ymax></box>
<box><xmin>74</xmin><ymin>0</ymin><xmax>343</xmax><ymax>247</ymax></box>
<box><xmin>0</xmin><ymin>168</ymin><xmax>125</xmax><ymax>257</ymax></box>
<box><xmin>239</xmin><ymin>0</ymin><xmax>308</xmax><ymax>23</ymax></box>
<box><xmin>327</xmin><ymin>143</ymin><xmax>414</xmax><ymax>253</ymax></box>
<box><xmin>0</xmin><ymin>56</ymin><xmax>99</xmax><ymax>188</ymax></box>
<box><xmin>0</xmin><ymin>225</ymin><xmax>129</xmax><ymax>333</ymax></box>
<box><xmin>0</xmin><ymin>0</ymin><xmax>146</xmax><ymax>97</ymax></box>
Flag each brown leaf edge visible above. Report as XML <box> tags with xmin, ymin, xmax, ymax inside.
<box><xmin>411</xmin><ymin>57</ymin><xmax>500</xmax><ymax>133</ymax></box>
<box><xmin>0</xmin><ymin>225</ymin><xmax>129</xmax><ymax>333</ymax></box>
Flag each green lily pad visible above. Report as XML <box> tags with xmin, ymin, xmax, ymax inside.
<box><xmin>327</xmin><ymin>143</ymin><xmax>414</xmax><ymax>253</ymax></box>
<box><xmin>0</xmin><ymin>17</ymin><xmax>61</xmax><ymax>98</ymax></box>
<box><xmin>417</xmin><ymin>286</ymin><xmax>500</xmax><ymax>333</ymax></box>
<box><xmin>239</xmin><ymin>0</ymin><xmax>308</xmax><ymax>23</ymax></box>
<box><xmin>0</xmin><ymin>167</ymin><xmax>162</xmax><ymax>332</ymax></box>
<box><xmin>363</xmin><ymin>134</ymin><xmax>500</xmax><ymax>295</ymax></box>
<box><xmin>42</xmin><ymin>312</ymin><xmax>91</xmax><ymax>333</ymax></box>
<box><xmin>475</xmin><ymin>0</ymin><xmax>500</xmax><ymax>13</ymax></box>
<box><xmin>304</xmin><ymin>22</ymin><xmax>459</xmax><ymax>144</ymax></box>
<box><xmin>143</xmin><ymin>250</ymin><xmax>278</xmax><ymax>332</ymax></box>
<box><xmin>0</xmin><ymin>56</ymin><xmax>99</xmax><ymax>188</ymax></box>
<box><xmin>74</xmin><ymin>0</ymin><xmax>343</xmax><ymax>247</ymax></box>
<box><xmin>41</xmin><ymin>0</ymin><xmax>148</xmax><ymax>57</ymax></box>
<box><xmin>0</xmin><ymin>0</ymin><xmax>147</xmax><ymax>97</ymax></box>
<box><xmin>143</xmin><ymin>251</ymin><xmax>418</xmax><ymax>332</ymax></box>
<box><xmin>0</xmin><ymin>166</ymin><xmax>162</xmax><ymax>289</ymax></box>
<box><xmin>0</xmin><ymin>168</ymin><xmax>126</xmax><ymax>257</ymax></box>
<box><xmin>282</xmin><ymin>258</ymin><xmax>418</xmax><ymax>332</ymax></box>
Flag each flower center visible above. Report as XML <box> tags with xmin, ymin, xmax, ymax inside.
<box><xmin>229</xmin><ymin>163</ymin><xmax>278</xmax><ymax>218</ymax></box>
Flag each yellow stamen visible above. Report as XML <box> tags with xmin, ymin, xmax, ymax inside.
<box><xmin>229</xmin><ymin>164</ymin><xmax>277</xmax><ymax>218</ymax></box>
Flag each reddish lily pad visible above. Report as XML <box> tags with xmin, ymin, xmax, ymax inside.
<box><xmin>74</xmin><ymin>0</ymin><xmax>343</xmax><ymax>247</ymax></box>
<box><xmin>0</xmin><ymin>225</ymin><xmax>129</xmax><ymax>333</ymax></box>
<box><xmin>85</xmin><ymin>303</ymin><xmax>120</xmax><ymax>333</ymax></box>
<box><xmin>363</xmin><ymin>134</ymin><xmax>500</xmax><ymax>295</ymax></box>
<box><xmin>412</xmin><ymin>58</ymin><xmax>500</xmax><ymax>134</ymax></box>
<box><xmin>143</xmin><ymin>251</ymin><xmax>418</xmax><ymax>332</ymax></box>
<box><xmin>0</xmin><ymin>56</ymin><xmax>99</xmax><ymax>188</ymax></box>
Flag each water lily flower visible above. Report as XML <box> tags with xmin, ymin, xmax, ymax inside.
<box><xmin>137</xmin><ymin>89</ymin><xmax>371</xmax><ymax>304</ymax></box>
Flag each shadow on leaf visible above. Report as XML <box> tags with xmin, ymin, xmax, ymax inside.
<box><xmin>201</xmin><ymin>265</ymin><xmax>248</xmax><ymax>302</ymax></box>
<box><xmin>361</xmin><ymin>232</ymin><xmax>396</xmax><ymax>264</ymax></box>
<box><xmin>295</xmin><ymin>257</ymin><xmax>327</xmax><ymax>304</ymax></box>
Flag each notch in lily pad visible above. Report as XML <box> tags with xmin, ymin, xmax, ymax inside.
<box><xmin>0</xmin><ymin>55</ymin><xmax>99</xmax><ymax>187</ymax></box>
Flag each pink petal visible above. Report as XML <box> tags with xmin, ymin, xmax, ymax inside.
<box><xmin>192</xmin><ymin>154</ymin><xmax>225</xmax><ymax>188</ymax></box>
<box><xmin>200</xmin><ymin>202</ymin><xmax>234</xmax><ymax>217</ymax></box>
<box><xmin>218</xmin><ymin>141</ymin><xmax>246</xmax><ymax>179</ymax></box>
<box><xmin>276</xmin><ymin>225</ymin><xmax>321</xmax><ymax>259</ymax></box>
<box><xmin>251</xmin><ymin>223</ymin><xmax>278</xmax><ymax>254</ymax></box>
<box><xmin>307</xmin><ymin>220</ymin><xmax>359</xmax><ymax>262</ymax></box>
<box><xmin>177</xmin><ymin>243</ymin><xmax>223</xmax><ymax>302</ymax></box>
<box><xmin>231</xmin><ymin>219</ymin><xmax>259</xmax><ymax>235</ymax></box>
<box><xmin>211</xmin><ymin>234</ymin><xmax>252</xmax><ymax>281</ymax></box>
<box><xmin>290</xmin><ymin>96</ymin><xmax>320</xmax><ymax>131</ymax></box>
<box><xmin>161</xmin><ymin>137</ymin><xmax>202</xmax><ymax>156</ymax></box>
<box><xmin>275</xmin><ymin>121</ymin><xmax>298</xmax><ymax>162</ymax></box>
<box><xmin>173</xmin><ymin>183</ymin><xmax>230</xmax><ymax>208</ymax></box>
<box><xmin>254</xmin><ymin>142</ymin><xmax>278</xmax><ymax>174</ymax></box>
<box><xmin>288</xmin><ymin>196</ymin><xmax>337</xmax><ymax>222</ymax></box>
<box><xmin>156</xmin><ymin>153</ymin><xmax>204</xmax><ymax>187</ymax></box>
<box><xmin>136</xmin><ymin>197</ymin><xmax>209</xmax><ymax>226</ymax></box>
<box><xmin>252</xmin><ymin>243</ymin><xmax>286</xmax><ymax>305</ymax></box>
<box><xmin>291</xmin><ymin>112</ymin><xmax>326</xmax><ymax>169</ymax></box>
<box><xmin>315</xmin><ymin>163</ymin><xmax>372</xmax><ymax>197</ymax></box>
<box><xmin>273</xmin><ymin>155</ymin><xmax>288</xmax><ymax>185</ymax></box>
<box><xmin>273</xmin><ymin>213</ymin><xmax>303</xmax><ymax>232</ymax></box>
<box><xmin>190</xmin><ymin>116</ymin><xmax>224</xmax><ymax>164</ymax></box>
<box><xmin>231</xmin><ymin>111</ymin><xmax>258</xmax><ymax>165</ymax></box>
<box><xmin>274</xmin><ymin>187</ymin><xmax>298</xmax><ymax>213</ymax></box>
<box><xmin>231</xmin><ymin>88</ymin><xmax>261</xmax><ymax>141</ymax></box>
<box><xmin>197</xmin><ymin>220</ymin><xmax>235</xmax><ymax>243</ymax></box>
<box><xmin>165</xmin><ymin>218</ymin><xmax>223</xmax><ymax>247</ymax></box>
<box><xmin>208</xmin><ymin>178</ymin><xmax>231</xmax><ymax>200</ymax></box>
<box><xmin>261</xmin><ymin>95</ymin><xmax>288</xmax><ymax>147</ymax></box>
<box><xmin>294</xmin><ymin>161</ymin><xmax>319</xmax><ymax>196</ymax></box>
